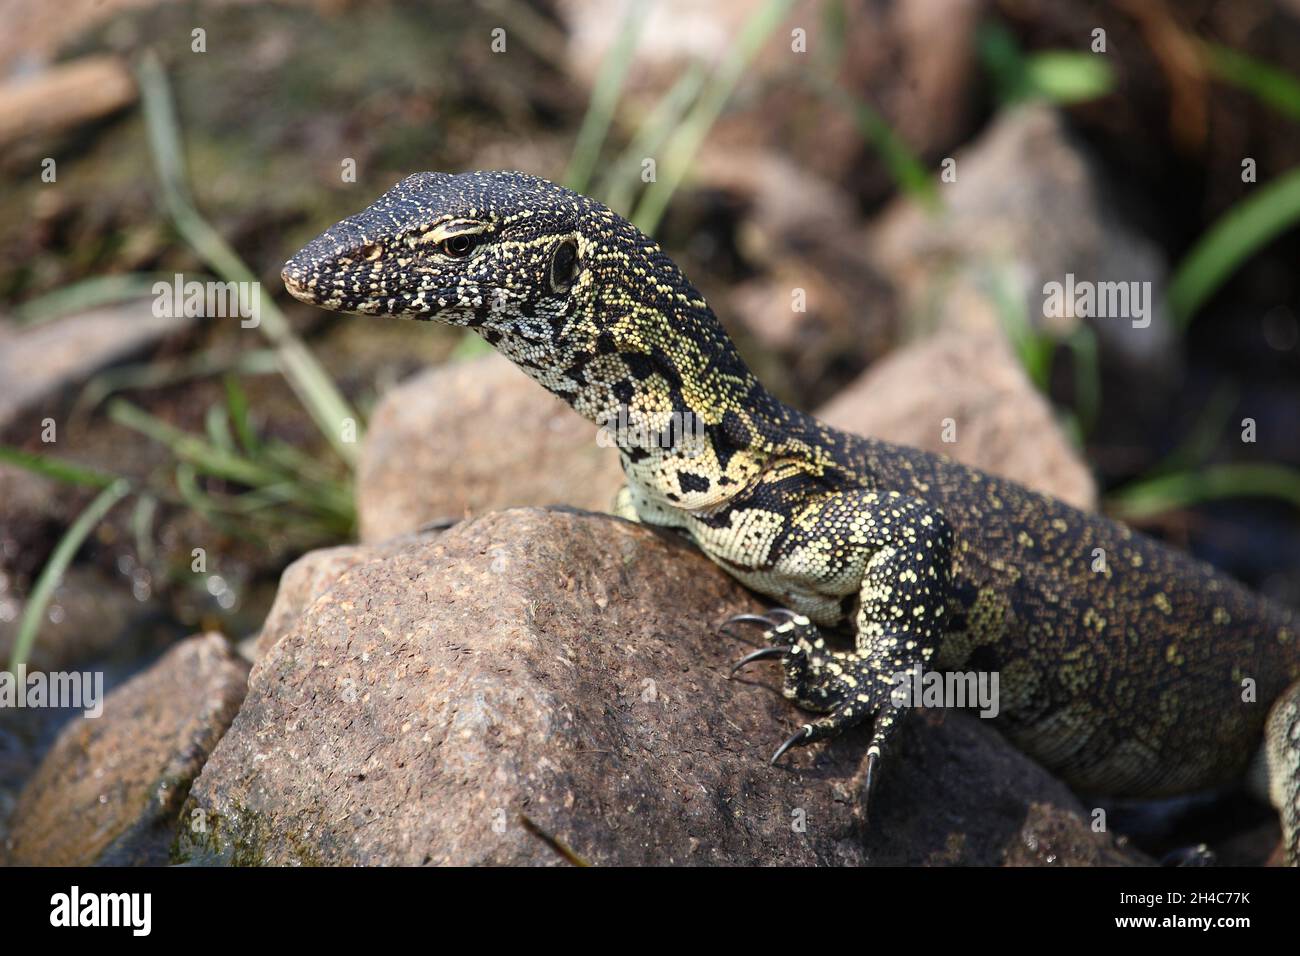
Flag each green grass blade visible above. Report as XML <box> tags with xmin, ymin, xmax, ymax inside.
<box><xmin>1022</xmin><ymin>52</ymin><xmax>1114</xmax><ymax>104</ymax></box>
<box><xmin>1107</xmin><ymin>462</ymin><xmax>1300</xmax><ymax>520</ymax></box>
<box><xmin>1167</xmin><ymin>166</ymin><xmax>1300</xmax><ymax>328</ymax></box>
<box><xmin>1065</xmin><ymin>325</ymin><xmax>1100</xmax><ymax>437</ymax></box>
<box><xmin>984</xmin><ymin>265</ymin><xmax>1055</xmax><ymax>390</ymax></box>
<box><xmin>820</xmin><ymin>0</ymin><xmax>848</xmax><ymax>76</ymax></box>
<box><xmin>1157</xmin><ymin>383</ymin><xmax>1238</xmax><ymax>474</ymax></box>
<box><xmin>978</xmin><ymin>23</ymin><xmax>1113</xmax><ymax>105</ymax></box>
<box><xmin>631</xmin><ymin>0</ymin><xmax>797</xmax><ymax>235</ymax></box>
<box><xmin>224</xmin><ymin>375</ymin><xmax>260</xmax><ymax>456</ymax></box>
<box><xmin>136</xmin><ymin>52</ymin><xmax>361</xmax><ymax>467</ymax></box>
<box><xmin>173</xmin><ymin>462</ymin><xmax>264</xmax><ymax>543</ymax></box>
<box><xmin>0</xmin><ymin>445</ymin><xmax>122</xmax><ymax>490</ymax></box>
<box><xmin>599</xmin><ymin>62</ymin><xmax>708</xmax><ymax>216</ymax></box>
<box><xmin>205</xmin><ymin>404</ymin><xmax>236</xmax><ymax>454</ymax></box>
<box><xmin>814</xmin><ymin>77</ymin><xmax>938</xmax><ymax>209</ymax></box>
<box><xmin>108</xmin><ymin>399</ymin><xmax>280</xmax><ymax>489</ymax></box>
<box><xmin>8</xmin><ymin>479</ymin><xmax>132</xmax><ymax>670</ymax></box>
<box><xmin>564</xmin><ymin>1</ymin><xmax>651</xmax><ymax>195</ymax></box>
<box><xmin>979</xmin><ymin>20</ymin><xmax>1036</xmax><ymax>104</ymax></box>
<box><xmin>74</xmin><ymin>347</ymin><xmax>280</xmax><ymax>416</ymax></box>
<box><xmin>1203</xmin><ymin>42</ymin><xmax>1300</xmax><ymax>122</ymax></box>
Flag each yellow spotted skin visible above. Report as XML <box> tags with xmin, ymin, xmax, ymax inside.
<box><xmin>285</xmin><ymin>171</ymin><xmax>1300</xmax><ymax>862</ymax></box>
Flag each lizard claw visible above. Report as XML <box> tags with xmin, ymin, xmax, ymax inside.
<box><xmin>859</xmin><ymin>751</ymin><xmax>880</xmax><ymax>823</ymax></box>
<box><xmin>719</xmin><ymin>608</ymin><xmax>803</xmax><ymax>637</ymax></box>
<box><xmin>770</xmin><ymin>725</ymin><xmax>812</xmax><ymax>765</ymax></box>
<box><xmin>720</xmin><ymin>612</ymin><xmax>779</xmax><ymax>635</ymax></box>
<box><xmin>728</xmin><ymin>645</ymin><xmax>789</xmax><ymax>676</ymax></box>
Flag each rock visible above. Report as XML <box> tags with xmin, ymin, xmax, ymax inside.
<box><xmin>355</xmin><ymin>354</ymin><xmax>625</xmax><ymax>542</ymax></box>
<box><xmin>556</xmin><ymin>0</ymin><xmax>985</xmax><ymax>205</ymax></box>
<box><xmin>0</xmin><ymin>1</ymin><xmax>154</xmax><ymax>78</ymax></box>
<box><xmin>817</xmin><ymin>331</ymin><xmax>1098</xmax><ymax>511</ymax></box>
<box><xmin>0</xmin><ymin>54</ymin><xmax>135</xmax><ymax>148</ymax></box>
<box><xmin>251</xmin><ymin>529</ymin><xmax>439</xmax><ymax>660</ymax></box>
<box><xmin>0</xmin><ymin>301</ymin><xmax>193</xmax><ymax>433</ymax></box>
<box><xmin>179</xmin><ymin>508</ymin><xmax>1145</xmax><ymax>866</ymax></box>
<box><xmin>4</xmin><ymin>633</ymin><xmax>248</xmax><ymax>866</ymax></box>
<box><xmin>868</xmin><ymin>103</ymin><xmax>1173</xmax><ymax>369</ymax></box>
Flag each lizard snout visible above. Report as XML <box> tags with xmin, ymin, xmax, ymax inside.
<box><xmin>280</xmin><ymin>258</ymin><xmax>314</xmax><ymax>304</ymax></box>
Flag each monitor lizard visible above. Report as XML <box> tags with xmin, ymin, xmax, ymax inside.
<box><xmin>282</xmin><ymin>170</ymin><xmax>1300</xmax><ymax>863</ymax></box>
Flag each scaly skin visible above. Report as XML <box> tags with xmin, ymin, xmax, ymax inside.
<box><xmin>283</xmin><ymin>170</ymin><xmax>1300</xmax><ymax>861</ymax></box>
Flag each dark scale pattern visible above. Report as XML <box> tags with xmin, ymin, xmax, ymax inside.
<box><xmin>285</xmin><ymin>171</ymin><xmax>1300</xmax><ymax>860</ymax></box>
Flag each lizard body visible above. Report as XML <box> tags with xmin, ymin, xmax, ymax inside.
<box><xmin>283</xmin><ymin>170</ymin><xmax>1300</xmax><ymax>861</ymax></box>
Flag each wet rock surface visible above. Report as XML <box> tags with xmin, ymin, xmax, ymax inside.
<box><xmin>4</xmin><ymin>633</ymin><xmax>248</xmax><ymax>866</ymax></box>
<box><xmin>179</xmin><ymin>508</ymin><xmax>1145</xmax><ymax>866</ymax></box>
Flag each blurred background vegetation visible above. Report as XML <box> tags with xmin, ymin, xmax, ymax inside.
<box><xmin>0</xmin><ymin>0</ymin><xmax>1298</xmax><ymax>798</ymax></box>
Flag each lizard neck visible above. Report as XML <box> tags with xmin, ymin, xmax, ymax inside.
<box><xmin>481</xmin><ymin>203</ymin><xmax>839</xmax><ymax>513</ymax></box>
<box><xmin>574</xmin><ymin>256</ymin><xmax>840</xmax><ymax>509</ymax></box>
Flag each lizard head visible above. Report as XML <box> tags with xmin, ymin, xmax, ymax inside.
<box><xmin>281</xmin><ymin>170</ymin><xmax>585</xmax><ymax>327</ymax></box>
<box><xmin>283</xmin><ymin>170</ymin><xmax>788</xmax><ymax>506</ymax></box>
<box><xmin>282</xmin><ymin>169</ymin><xmax>757</xmax><ymax>417</ymax></box>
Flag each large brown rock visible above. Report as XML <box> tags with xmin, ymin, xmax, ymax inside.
<box><xmin>249</xmin><ymin>530</ymin><xmax>439</xmax><ymax>661</ymax></box>
<box><xmin>4</xmin><ymin>633</ymin><xmax>248</xmax><ymax>866</ymax></box>
<box><xmin>355</xmin><ymin>354</ymin><xmax>625</xmax><ymax>542</ymax></box>
<box><xmin>179</xmin><ymin>508</ymin><xmax>1145</xmax><ymax>866</ymax></box>
<box><xmin>868</xmin><ymin>104</ymin><xmax>1172</xmax><ymax>368</ymax></box>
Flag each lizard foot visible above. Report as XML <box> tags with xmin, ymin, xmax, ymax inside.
<box><xmin>726</xmin><ymin>610</ymin><xmax>907</xmax><ymax>817</ymax></box>
<box><xmin>723</xmin><ymin>608</ymin><xmax>824</xmax><ymax>674</ymax></box>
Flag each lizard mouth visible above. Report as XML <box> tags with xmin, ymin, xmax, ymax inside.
<box><xmin>280</xmin><ymin>256</ymin><xmax>404</xmax><ymax>316</ymax></box>
<box><xmin>281</xmin><ymin>255</ymin><xmax>474</xmax><ymax>321</ymax></box>
<box><xmin>280</xmin><ymin>263</ymin><xmax>313</xmax><ymax>302</ymax></box>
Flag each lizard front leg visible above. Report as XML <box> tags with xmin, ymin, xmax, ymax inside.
<box><xmin>730</xmin><ymin>490</ymin><xmax>954</xmax><ymax>802</ymax></box>
<box><xmin>612</xmin><ymin>484</ymin><xmax>641</xmax><ymax>522</ymax></box>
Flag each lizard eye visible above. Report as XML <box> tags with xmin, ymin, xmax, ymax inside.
<box><xmin>441</xmin><ymin>234</ymin><xmax>475</xmax><ymax>258</ymax></box>
<box><xmin>549</xmin><ymin>238</ymin><xmax>578</xmax><ymax>292</ymax></box>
